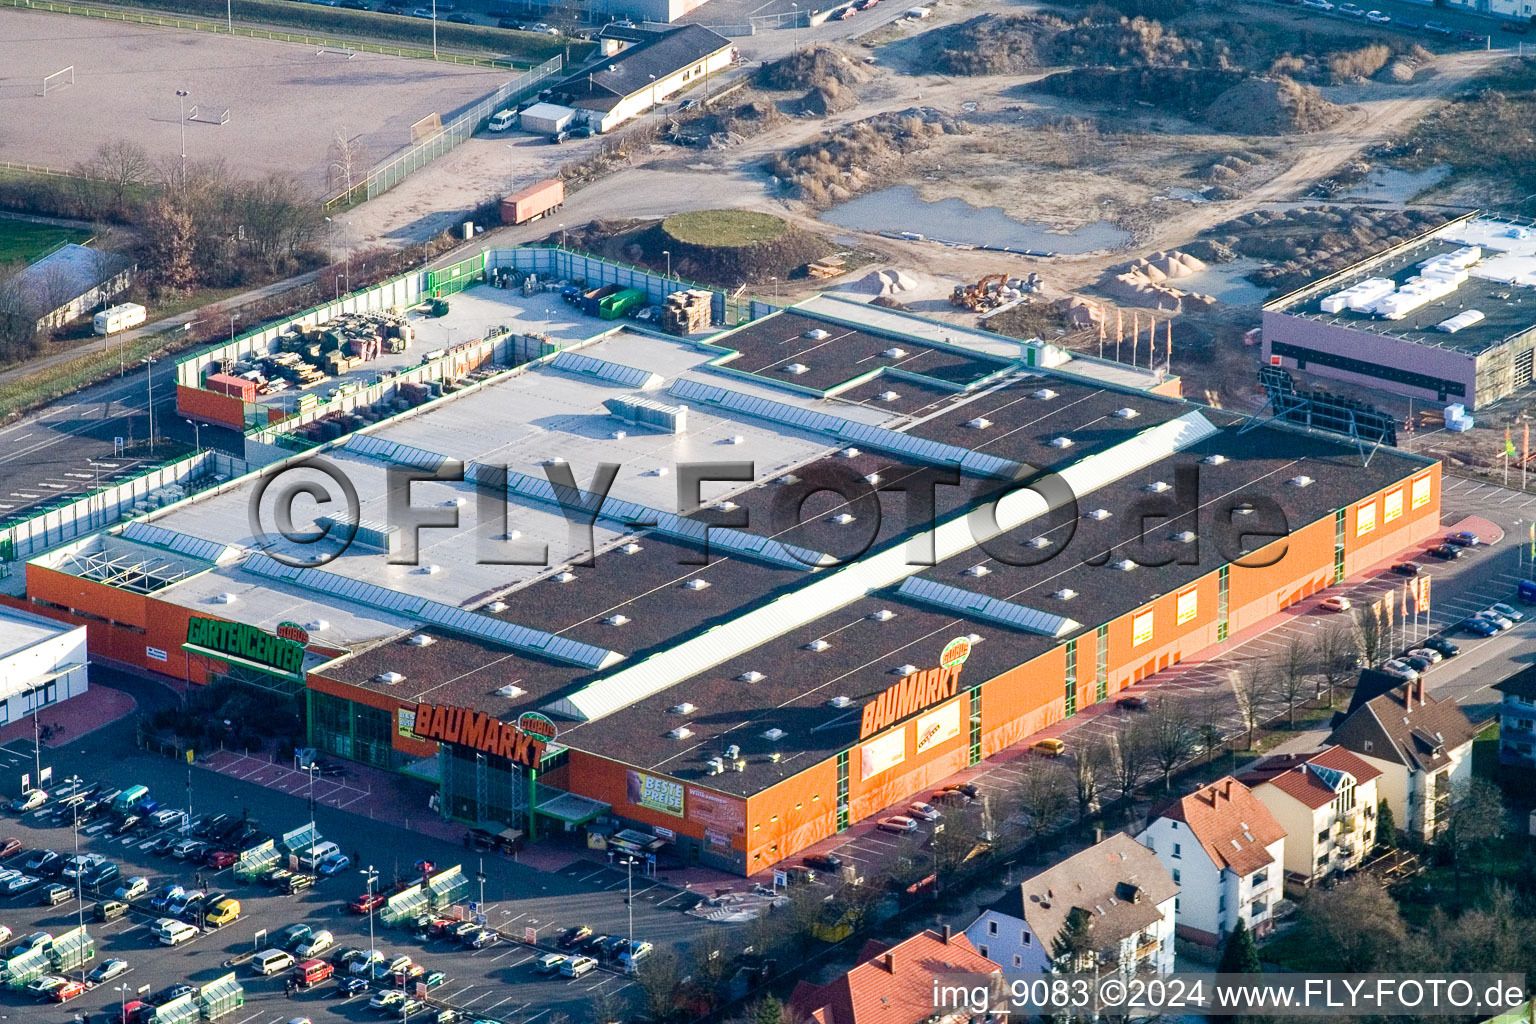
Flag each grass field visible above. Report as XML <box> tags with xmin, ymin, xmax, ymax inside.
<box><xmin>662</xmin><ymin>210</ymin><xmax>789</xmax><ymax>247</ymax></box>
<box><xmin>0</xmin><ymin>220</ymin><xmax>91</xmax><ymax>265</ymax></box>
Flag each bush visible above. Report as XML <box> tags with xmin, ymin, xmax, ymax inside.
<box><xmin>1328</xmin><ymin>44</ymin><xmax>1392</xmax><ymax>83</ymax></box>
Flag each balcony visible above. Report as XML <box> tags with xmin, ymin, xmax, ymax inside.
<box><xmin>1134</xmin><ymin>940</ymin><xmax>1161</xmax><ymax>961</ymax></box>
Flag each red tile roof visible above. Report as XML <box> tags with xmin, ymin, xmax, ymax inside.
<box><xmin>790</xmin><ymin>929</ymin><xmax>1000</xmax><ymax>1024</ymax></box>
<box><xmin>1156</xmin><ymin>776</ymin><xmax>1284</xmax><ymax>877</ymax></box>
<box><xmin>1241</xmin><ymin>746</ymin><xmax>1382</xmax><ymax>810</ymax></box>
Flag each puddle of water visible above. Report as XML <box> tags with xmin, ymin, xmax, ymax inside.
<box><xmin>1176</xmin><ymin>257</ymin><xmax>1270</xmax><ymax>307</ymax></box>
<box><xmin>1338</xmin><ymin>164</ymin><xmax>1451</xmax><ymax>203</ymax></box>
<box><xmin>821</xmin><ymin>186</ymin><xmax>1131</xmax><ymax>255</ymax></box>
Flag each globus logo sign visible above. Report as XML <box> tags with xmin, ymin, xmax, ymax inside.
<box><xmin>940</xmin><ymin>636</ymin><xmax>972</xmax><ymax>670</ymax></box>
<box><xmin>517</xmin><ymin>712</ymin><xmax>558</xmax><ymax>742</ymax></box>
<box><xmin>275</xmin><ymin>621</ymin><xmax>311</xmax><ymax>645</ymax></box>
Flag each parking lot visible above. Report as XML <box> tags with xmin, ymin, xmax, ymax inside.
<box><xmin>0</xmin><ymin>732</ymin><xmax>741</xmax><ymax>1024</ymax></box>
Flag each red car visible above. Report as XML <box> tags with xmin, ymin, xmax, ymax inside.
<box><xmin>0</xmin><ymin>837</ymin><xmax>21</xmax><ymax>858</ymax></box>
<box><xmin>205</xmin><ymin>850</ymin><xmax>237</xmax><ymax>869</ymax></box>
<box><xmin>121</xmin><ymin>1002</ymin><xmax>153</xmax><ymax>1024</ymax></box>
<box><xmin>349</xmin><ymin>891</ymin><xmax>386</xmax><ymax>914</ymax></box>
<box><xmin>53</xmin><ymin>980</ymin><xmax>86</xmax><ymax>1003</ymax></box>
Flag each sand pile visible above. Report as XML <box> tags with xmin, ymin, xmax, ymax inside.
<box><xmin>1103</xmin><ymin>250</ymin><xmax>1218</xmax><ymax>311</ymax></box>
<box><xmin>849</xmin><ymin>269</ymin><xmax>922</xmax><ymax>297</ymax></box>
<box><xmin>1203</xmin><ymin>77</ymin><xmax>1346</xmax><ymax>135</ymax></box>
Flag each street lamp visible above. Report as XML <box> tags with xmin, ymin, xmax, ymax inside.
<box><xmin>791</xmin><ymin>2</ymin><xmax>799</xmax><ymax>42</ymax></box>
<box><xmin>364</xmin><ymin>865</ymin><xmax>379</xmax><ymax>955</ymax></box>
<box><xmin>931</xmin><ymin>822</ymin><xmax>944</xmax><ymax>900</ymax></box>
<box><xmin>184</xmin><ymin>419</ymin><xmax>201</xmax><ymax>454</ymax></box>
<box><xmin>618</xmin><ymin>855</ymin><xmax>637</xmax><ymax>951</ymax></box>
<box><xmin>141</xmin><ymin>356</ymin><xmax>157</xmax><ymax>453</ymax></box>
<box><xmin>648</xmin><ymin>74</ymin><xmax>657</xmax><ymax>127</ymax></box>
<box><xmin>432</xmin><ymin>0</ymin><xmax>438</xmax><ymax>58</ymax></box>
<box><xmin>175</xmin><ymin>90</ymin><xmax>189</xmax><ymax>181</ymax></box>
<box><xmin>69</xmin><ymin>774</ymin><xmax>85</xmax><ymax>979</ymax></box>
<box><xmin>476</xmin><ymin>857</ymin><xmax>487</xmax><ymax>909</ymax></box>
<box><xmin>663</xmin><ymin>249</ymin><xmax>671</xmax><ymax>279</ymax></box>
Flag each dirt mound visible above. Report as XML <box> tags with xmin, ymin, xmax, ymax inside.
<box><xmin>801</xmin><ymin>80</ymin><xmax>860</xmax><ymax>116</ymax></box>
<box><xmin>1203</xmin><ymin>77</ymin><xmax>1345</xmax><ymax>135</ymax></box>
<box><xmin>768</xmin><ymin>108</ymin><xmax>965</xmax><ymax>207</ymax></box>
<box><xmin>1034</xmin><ymin>66</ymin><xmax>1244</xmax><ymax>113</ymax></box>
<box><xmin>649</xmin><ymin>212</ymin><xmax>825</xmax><ymax>285</ymax></box>
<box><xmin>757</xmin><ymin>45</ymin><xmax>871</xmax><ymax>90</ymax></box>
<box><xmin>926</xmin><ymin>13</ymin><xmax>1061</xmax><ymax>75</ymax></box>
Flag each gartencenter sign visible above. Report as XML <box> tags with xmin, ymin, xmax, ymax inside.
<box><xmin>185</xmin><ymin>617</ymin><xmax>307</xmax><ymax>678</ymax></box>
<box><xmin>411</xmin><ymin>702</ymin><xmax>548</xmax><ymax>769</ymax></box>
<box><xmin>859</xmin><ymin>664</ymin><xmax>963</xmax><ymax>739</ymax></box>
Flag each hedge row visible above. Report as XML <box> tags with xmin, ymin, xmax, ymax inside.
<box><xmin>96</xmin><ymin>0</ymin><xmax>589</xmax><ymax>65</ymax></box>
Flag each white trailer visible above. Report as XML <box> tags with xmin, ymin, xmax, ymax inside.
<box><xmin>93</xmin><ymin>302</ymin><xmax>147</xmax><ymax>336</ymax></box>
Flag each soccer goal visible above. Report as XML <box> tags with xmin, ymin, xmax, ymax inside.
<box><xmin>187</xmin><ymin>104</ymin><xmax>231</xmax><ymax>125</ymax></box>
<box><xmin>316</xmin><ymin>46</ymin><xmax>356</xmax><ymax>59</ymax></box>
<box><xmin>39</xmin><ymin>65</ymin><xmax>74</xmax><ymax>97</ymax></box>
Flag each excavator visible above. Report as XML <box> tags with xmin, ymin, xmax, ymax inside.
<box><xmin>950</xmin><ymin>273</ymin><xmax>1011</xmax><ymax>311</ymax></box>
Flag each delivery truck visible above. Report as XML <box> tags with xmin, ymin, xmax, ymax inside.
<box><xmin>94</xmin><ymin>303</ymin><xmax>147</xmax><ymax>336</ymax></box>
<box><xmin>500</xmin><ymin>178</ymin><xmax>564</xmax><ymax>226</ymax></box>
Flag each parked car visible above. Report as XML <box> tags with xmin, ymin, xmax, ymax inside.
<box><xmin>1477</xmin><ymin>610</ymin><xmax>1514</xmax><ymax>631</ymax></box>
<box><xmin>282</xmin><ymin>873</ymin><xmax>317</xmax><ymax>895</ymax></box>
<box><xmin>466</xmin><ymin>929</ymin><xmax>498</xmax><ymax>950</ymax></box>
<box><xmin>1380</xmin><ymin>659</ymin><xmax>1420</xmax><ymax>681</ymax></box>
<box><xmin>115</xmin><ymin>876</ymin><xmax>149</xmax><ymax>901</ymax></box>
<box><xmin>1490</xmin><ymin>602</ymin><xmax>1525</xmax><ymax>622</ymax></box>
<box><xmin>151</xmin><ymin>885</ymin><xmax>187</xmax><ymax>912</ymax></box>
<box><xmin>1446</xmin><ymin>530</ymin><xmax>1481</xmax><ymax>546</ymax></box>
<box><xmin>4</xmin><ymin>874</ymin><xmax>42</xmax><ymax>895</ymax></box>
<box><xmin>0</xmin><ymin>838</ymin><xmax>22</xmax><ymax>858</ymax></box>
<box><xmin>906</xmin><ymin>802</ymin><xmax>942</xmax><ymax>822</ymax></box>
<box><xmin>1390</xmin><ymin>561</ymin><xmax>1423</xmax><ymax>577</ymax></box>
<box><xmin>1032</xmin><ymin>738</ymin><xmax>1067</xmax><ymax>756</ymax></box>
<box><xmin>296</xmin><ymin>930</ymin><xmax>335</xmax><ymax>958</ymax></box>
<box><xmin>1365</xmin><ymin>9</ymin><xmax>1390</xmax><ymax>22</ymax></box>
<box><xmin>1423</xmin><ymin>19</ymin><xmax>1453</xmax><ymax>34</ymax></box>
<box><xmin>1318</xmin><ymin>595</ymin><xmax>1352</xmax><ymax>612</ymax></box>
<box><xmin>89</xmin><ymin>959</ymin><xmax>131</xmax><ymax>984</ymax></box>
<box><xmin>205</xmin><ymin>850</ymin><xmax>237</xmax><ymax>869</ymax></box>
<box><xmin>85</xmin><ymin>863</ymin><xmax>120</xmax><ymax>889</ymax></box>
<box><xmin>1406</xmin><ymin>647</ymin><xmax>1444</xmax><ymax>664</ymax></box>
<box><xmin>1402</xmin><ymin>655</ymin><xmax>1434</xmax><ymax>674</ymax></box>
<box><xmin>53</xmin><ymin>980</ymin><xmax>87</xmax><ymax>1003</ymax></box>
<box><xmin>1117</xmin><ymin>694</ymin><xmax>1149</xmax><ymax>710</ymax></box>
<box><xmin>557</xmin><ymin>925</ymin><xmax>592</xmax><ymax>949</ymax></box>
<box><xmin>317</xmin><ymin>853</ymin><xmax>351</xmax><ymax>876</ymax></box>
<box><xmin>1460</xmin><ymin>617</ymin><xmax>1498</xmax><ymax>637</ymax></box>
<box><xmin>1423</xmin><ymin>635</ymin><xmax>1460</xmax><ymax>657</ymax></box>
<box><xmin>371</xmin><ymin>991</ymin><xmax>407</xmax><ymax>1012</ymax></box>
<box><xmin>24</xmin><ymin>850</ymin><xmax>60</xmax><ymax>874</ymax></box>
<box><xmin>802</xmin><ymin>852</ymin><xmax>842</xmax><ymax>873</ymax></box>
<box><xmin>40</xmin><ymin>883</ymin><xmax>74</xmax><ymax>906</ymax></box>
<box><xmin>26</xmin><ymin>975</ymin><xmax>68</xmax><ymax>1000</ymax></box>
<box><xmin>943</xmin><ymin>782</ymin><xmax>981</xmax><ymax>800</ymax></box>
<box><xmin>1338</xmin><ymin>3</ymin><xmax>1366</xmax><ymax>14</ymax></box>
<box><xmin>337</xmin><ymin>976</ymin><xmax>369</xmax><ymax>996</ymax></box>
<box><xmin>150</xmin><ymin>984</ymin><xmax>195</xmax><ymax>1005</ymax></box>
<box><xmin>95</xmin><ymin>900</ymin><xmax>128</xmax><ymax>922</ymax></box>
<box><xmin>350</xmin><ymin>892</ymin><xmax>387</xmax><ymax>914</ymax></box>
<box><xmin>1499</xmin><ymin>19</ymin><xmax>1531</xmax><ymax>32</ymax></box>
<box><xmin>1396</xmin><ymin>15</ymin><xmax>1421</xmax><ymax>28</ymax></box>
<box><xmin>580</xmin><ymin>933</ymin><xmax>610</xmax><ymax>955</ymax></box>
<box><xmin>1299</xmin><ymin>0</ymin><xmax>1333</xmax><ymax>9</ymax></box>
<box><xmin>561</xmin><ymin>956</ymin><xmax>597</xmax><ymax>978</ymax></box>
<box><xmin>877</xmin><ymin>816</ymin><xmax>919</xmax><ymax>834</ymax></box>
<box><xmin>536</xmin><ymin>952</ymin><xmax>568</xmax><ymax>974</ymax></box>
<box><xmin>276</xmin><ymin>924</ymin><xmax>313</xmax><ymax>950</ymax></box>
<box><xmin>11</xmin><ymin>791</ymin><xmax>47</xmax><ymax>813</ymax></box>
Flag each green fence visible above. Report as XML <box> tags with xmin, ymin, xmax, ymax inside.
<box><xmin>0</xmin><ymin>0</ymin><xmax>524</xmax><ymax>68</ymax></box>
<box><xmin>424</xmin><ymin>253</ymin><xmax>486</xmax><ymax>298</ymax></box>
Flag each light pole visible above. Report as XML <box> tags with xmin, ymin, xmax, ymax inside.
<box><xmin>619</xmin><ymin>855</ymin><xmax>636</xmax><ymax>950</ymax></box>
<box><xmin>69</xmin><ymin>774</ymin><xmax>85</xmax><ymax>979</ymax></box>
<box><xmin>176</xmin><ymin>90</ymin><xmax>189</xmax><ymax>181</ymax></box>
<box><xmin>141</xmin><ymin>357</ymin><xmax>156</xmax><ymax>453</ymax></box>
<box><xmin>663</xmin><ymin>249</ymin><xmax>671</xmax><ymax>279</ymax></box>
<box><xmin>791</xmin><ymin>2</ymin><xmax>799</xmax><ymax>42</ymax></box>
<box><xmin>432</xmin><ymin>0</ymin><xmax>438</xmax><ymax>57</ymax></box>
<box><xmin>475</xmin><ymin>857</ymin><xmax>486</xmax><ymax>909</ymax></box>
<box><xmin>931</xmin><ymin>822</ymin><xmax>944</xmax><ymax>900</ymax></box>
<box><xmin>184</xmin><ymin>763</ymin><xmax>193</xmax><ymax>836</ymax></box>
<box><xmin>184</xmin><ymin>419</ymin><xmax>201</xmax><ymax>454</ymax></box>
<box><xmin>648</xmin><ymin>74</ymin><xmax>657</xmax><ymax>128</ymax></box>
<box><xmin>226</xmin><ymin>0</ymin><xmax>231</xmax><ymax>31</ymax></box>
<box><xmin>557</xmin><ymin>222</ymin><xmax>566</xmax><ymax>249</ymax></box>
<box><xmin>364</xmin><ymin>865</ymin><xmax>379</xmax><ymax>954</ymax></box>
<box><xmin>229</xmin><ymin>312</ymin><xmax>238</xmax><ymax>343</ymax></box>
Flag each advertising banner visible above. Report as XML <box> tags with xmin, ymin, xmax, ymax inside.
<box><xmin>688</xmin><ymin>788</ymin><xmax>746</xmax><ymax>834</ymax></box>
<box><xmin>861</xmin><ymin>729</ymin><xmax>906</xmax><ymax>781</ymax></box>
<box><xmin>914</xmin><ymin>701</ymin><xmax>961</xmax><ymax>756</ymax></box>
<box><xmin>627</xmin><ymin>770</ymin><xmax>685</xmax><ymax>817</ymax></box>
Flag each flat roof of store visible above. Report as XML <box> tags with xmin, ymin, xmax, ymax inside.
<box><xmin>1267</xmin><ymin>216</ymin><xmax>1536</xmax><ymax>356</ymax></box>
<box><xmin>0</xmin><ymin>605</ymin><xmax>79</xmax><ymax>661</ymax></box>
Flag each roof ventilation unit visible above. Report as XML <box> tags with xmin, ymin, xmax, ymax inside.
<box><xmin>831</xmin><ymin>513</ymin><xmax>857</xmax><ymax>525</ymax></box>
<box><xmin>1114</xmin><ymin>407</ymin><xmax>1140</xmax><ymax>419</ymax></box>
<box><xmin>1114</xmin><ymin>559</ymin><xmax>1137</xmax><ymax>571</ymax></box>
<box><xmin>1049</xmin><ymin>436</ymin><xmax>1074</xmax><ymax>448</ymax></box>
<box><xmin>1033</xmin><ymin>389</ymin><xmax>1058</xmax><ymax>400</ymax></box>
<box><xmin>1288</xmin><ymin>475</ymin><xmax>1314</xmax><ymax>487</ymax></box>
<box><xmin>418</xmin><ymin>564</ymin><xmax>442</xmax><ymax>575</ymax></box>
<box><xmin>611</xmin><ymin>430</ymin><xmax>627</xmax><ymax>440</ymax></box>
<box><xmin>803</xmin><ymin>328</ymin><xmax>830</xmax><ymax>340</ymax></box>
<box><xmin>307</xmin><ymin>620</ymin><xmax>329</xmax><ymax>632</ymax></box>
<box><xmin>826</xmin><ymin>695</ymin><xmax>852</xmax><ymax>708</ymax></box>
<box><xmin>725</xmin><ymin>744</ymin><xmax>741</xmax><ymax>760</ymax></box>
<box><xmin>540</xmin><ymin>456</ymin><xmax>566</xmax><ymax>466</ymax></box>
<box><xmin>1028</xmin><ymin>536</ymin><xmax>1051</xmax><ymax>548</ymax></box>
<box><xmin>840</xmin><ymin>447</ymin><xmax>861</xmax><ymax>458</ymax></box>
<box><xmin>882</xmin><ymin>347</ymin><xmax>907</xmax><ymax>359</ymax></box>
<box><xmin>893</xmin><ymin>663</ymin><xmax>918</xmax><ymax>676</ymax></box>
<box><xmin>879</xmin><ymin>391</ymin><xmax>901</xmax><ymax>402</ymax></box>
<box><xmin>762</xmin><ymin>728</ymin><xmax>786</xmax><ymax>742</ymax></box>
<box><xmin>487</xmin><ymin>600</ymin><xmax>507</xmax><ymax>613</ymax></box>
<box><xmin>1173</xmin><ymin>530</ymin><xmax>1197</xmax><ymax>543</ymax></box>
<box><xmin>604</xmin><ymin>614</ymin><xmax>630</xmax><ymax>626</ymax></box>
<box><xmin>1203</xmin><ymin>454</ymin><xmax>1227</xmax><ymax>465</ymax></box>
<box><xmin>769</xmin><ymin>752</ymin><xmax>782</xmax><ymax>763</ymax></box>
<box><xmin>1144</xmin><ymin>481</ymin><xmax>1170</xmax><ymax>493</ymax></box>
<box><xmin>375</xmin><ymin>671</ymin><xmax>405</xmax><ymax>685</ymax></box>
<box><xmin>495</xmin><ymin>684</ymin><xmax>525</xmax><ymax>698</ymax></box>
<box><xmin>682</xmin><ymin>578</ymin><xmax>711</xmax><ymax>590</ymax></box>
<box><xmin>865</xmin><ymin>473</ymin><xmax>881</xmax><ymax>485</ymax></box>
<box><xmin>715</xmin><ymin>500</ymin><xmax>739</xmax><ymax>511</ymax></box>
<box><xmin>869</xmin><ymin>609</ymin><xmax>896</xmax><ymax>621</ymax></box>
<box><xmin>667</xmin><ymin>727</ymin><xmax>694</xmax><ymax>740</ymax></box>
<box><xmin>1054</xmin><ymin>588</ymin><xmax>1077</xmax><ymax>600</ymax></box>
<box><xmin>804</xmin><ymin>639</ymin><xmax>831</xmax><ymax>652</ymax></box>
<box><xmin>778</xmin><ymin>474</ymin><xmax>800</xmax><ymax>485</ymax></box>
<box><xmin>706</xmin><ymin>757</ymin><xmax>725</xmax><ymax>775</ymax></box>
<box><xmin>553</xmin><ymin>571</ymin><xmax>577</xmax><ymax>583</ymax></box>
<box><xmin>621</xmin><ymin>542</ymin><xmax>643</xmax><ymax>554</ymax></box>
<box><xmin>1233</xmin><ymin>504</ymin><xmax>1256</xmax><ymax>516</ymax></box>
<box><xmin>727</xmin><ymin>434</ymin><xmax>745</xmax><ymax>445</ymax></box>
<box><xmin>783</xmin><ymin>363</ymin><xmax>810</xmax><ymax>375</ymax></box>
<box><xmin>737</xmin><ymin>670</ymin><xmax>765</xmax><ymax>683</ymax></box>
<box><xmin>1086</xmin><ymin>508</ymin><xmax>1112</xmax><ymax>520</ymax></box>
<box><xmin>964</xmin><ymin>564</ymin><xmax>991</xmax><ymax>577</ymax></box>
<box><xmin>216</xmin><ymin>593</ymin><xmax>237</xmax><ymax>604</ymax></box>
<box><xmin>966</xmin><ymin>633</ymin><xmax>983</xmax><ymax>644</ymax></box>
<box><xmin>966</xmin><ymin>417</ymin><xmax>993</xmax><ymax>429</ymax></box>
<box><xmin>444</xmin><ymin>497</ymin><xmax>468</xmax><ymax>508</ymax></box>
<box><xmin>670</xmin><ymin>702</ymin><xmax>697</xmax><ymax>715</ymax></box>
<box><xmin>406</xmin><ymin>634</ymin><xmax>436</xmax><ymax>647</ymax></box>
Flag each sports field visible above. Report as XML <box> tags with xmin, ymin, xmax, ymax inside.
<box><xmin>0</xmin><ymin>6</ymin><xmax>508</xmax><ymax>194</ymax></box>
<box><xmin>0</xmin><ymin>219</ymin><xmax>91</xmax><ymax>264</ymax></box>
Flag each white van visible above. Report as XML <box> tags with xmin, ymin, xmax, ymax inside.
<box><xmin>252</xmin><ymin>949</ymin><xmax>295</xmax><ymax>975</ymax></box>
<box><xmin>299</xmin><ymin>841</ymin><xmax>341</xmax><ymax>869</ymax></box>
<box><xmin>93</xmin><ymin>303</ymin><xmax>147</xmax><ymax>336</ymax></box>
<box><xmin>158</xmin><ymin>921</ymin><xmax>199</xmax><ymax>946</ymax></box>
<box><xmin>487</xmin><ymin>109</ymin><xmax>517</xmax><ymax>132</ymax></box>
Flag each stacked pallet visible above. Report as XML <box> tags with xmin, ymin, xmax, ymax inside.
<box><xmin>661</xmin><ymin>290</ymin><xmax>712</xmax><ymax>335</ymax></box>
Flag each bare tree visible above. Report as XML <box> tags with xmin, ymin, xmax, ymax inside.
<box><xmin>1313</xmin><ymin>620</ymin><xmax>1359</xmax><ymax>708</ymax></box>
<box><xmin>139</xmin><ymin>198</ymin><xmax>197</xmax><ymax>298</ymax></box>
<box><xmin>1016</xmin><ymin>758</ymin><xmax>1073</xmax><ymax>835</ymax></box>
<box><xmin>634</xmin><ymin>948</ymin><xmax>683</xmax><ymax>1020</ymax></box>
<box><xmin>1148</xmin><ymin>697</ymin><xmax>1195</xmax><ymax>789</ymax></box>
<box><xmin>1104</xmin><ymin>721</ymin><xmax>1152</xmax><ymax>805</ymax></box>
<box><xmin>1274</xmin><ymin>634</ymin><xmax>1314</xmax><ymax>727</ymax></box>
<box><xmin>1441</xmin><ymin>777</ymin><xmax>1507</xmax><ymax>902</ymax></box>
<box><xmin>830</xmin><ymin>879</ymin><xmax>885</xmax><ymax>933</ymax></box>
<box><xmin>86</xmin><ymin>139</ymin><xmax>151</xmax><ymax>215</ymax></box>
<box><xmin>1231</xmin><ymin>660</ymin><xmax>1275</xmax><ymax>751</ymax></box>
<box><xmin>1072</xmin><ymin>734</ymin><xmax>1107</xmax><ymax>819</ymax></box>
<box><xmin>1353</xmin><ymin>604</ymin><xmax>1387</xmax><ymax>667</ymax></box>
<box><xmin>327</xmin><ymin>126</ymin><xmax>365</xmax><ymax>200</ymax></box>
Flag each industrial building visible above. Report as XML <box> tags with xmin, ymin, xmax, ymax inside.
<box><xmin>0</xmin><ymin>606</ymin><xmax>88</xmax><ymax>729</ymax></box>
<box><xmin>1262</xmin><ymin>215</ymin><xmax>1536</xmax><ymax>409</ymax></box>
<box><xmin>544</xmin><ymin>25</ymin><xmax>735</xmax><ymax>135</ymax></box>
<box><xmin>0</xmin><ymin>244</ymin><xmax>134</xmax><ymax>334</ymax></box>
<box><xmin>9</xmin><ymin>271</ymin><xmax>1441</xmax><ymax>876</ymax></box>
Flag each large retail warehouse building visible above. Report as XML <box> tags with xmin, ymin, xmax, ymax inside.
<box><xmin>10</xmin><ymin>300</ymin><xmax>1441</xmax><ymax>875</ymax></box>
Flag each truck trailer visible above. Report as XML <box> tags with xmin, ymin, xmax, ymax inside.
<box><xmin>500</xmin><ymin>179</ymin><xmax>564</xmax><ymax>226</ymax></box>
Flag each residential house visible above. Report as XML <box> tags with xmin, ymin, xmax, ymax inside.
<box><xmin>789</xmin><ymin>927</ymin><xmax>1000</xmax><ymax>1024</ymax></box>
<box><xmin>964</xmin><ymin>832</ymin><xmax>1177</xmax><ymax>975</ymax></box>
<box><xmin>1493</xmin><ymin>666</ymin><xmax>1536</xmax><ymax>770</ymax></box>
<box><xmin>548</xmin><ymin>26</ymin><xmax>735</xmax><ymax>135</ymax></box>
<box><xmin>1137</xmin><ymin>776</ymin><xmax>1285</xmax><ymax>947</ymax></box>
<box><xmin>1240</xmin><ymin>746</ymin><xmax>1380</xmax><ymax>885</ymax></box>
<box><xmin>1327</xmin><ymin>679</ymin><xmax>1477</xmax><ymax>842</ymax></box>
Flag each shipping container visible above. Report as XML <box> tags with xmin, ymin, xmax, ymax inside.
<box><xmin>501</xmin><ymin>179</ymin><xmax>565</xmax><ymax>226</ymax></box>
<box><xmin>581</xmin><ymin>284</ymin><xmax>623</xmax><ymax>317</ymax></box>
<box><xmin>598</xmin><ymin>288</ymin><xmax>647</xmax><ymax>320</ymax></box>
<box><xmin>204</xmin><ymin>373</ymin><xmax>257</xmax><ymax>401</ymax></box>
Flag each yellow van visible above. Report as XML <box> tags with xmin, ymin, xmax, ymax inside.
<box><xmin>205</xmin><ymin>897</ymin><xmax>240</xmax><ymax>927</ymax></box>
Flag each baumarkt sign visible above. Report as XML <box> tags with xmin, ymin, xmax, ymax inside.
<box><xmin>412</xmin><ymin>702</ymin><xmax>548</xmax><ymax>769</ymax></box>
<box><xmin>859</xmin><ymin>664</ymin><xmax>963</xmax><ymax>739</ymax></box>
<box><xmin>185</xmin><ymin>617</ymin><xmax>306</xmax><ymax>679</ymax></box>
